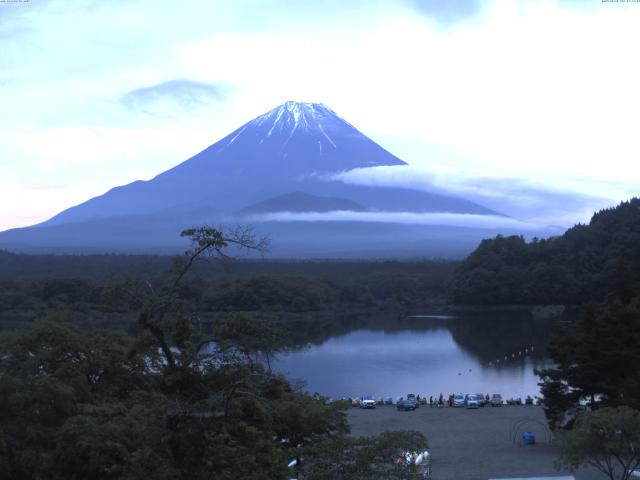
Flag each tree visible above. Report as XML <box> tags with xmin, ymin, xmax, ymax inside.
<box><xmin>212</xmin><ymin>312</ymin><xmax>287</xmax><ymax>371</ymax></box>
<box><xmin>131</xmin><ymin>225</ymin><xmax>269</xmax><ymax>372</ymax></box>
<box><xmin>0</xmin><ymin>316</ymin><xmax>161</xmax><ymax>479</ymax></box>
<box><xmin>298</xmin><ymin>430</ymin><xmax>429</xmax><ymax>480</ymax></box>
<box><xmin>125</xmin><ymin>226</ymin><xmax>357</xmax><ymax>477</ymax></box>
<box><xmin>0</xmin><ymin>225</ymin><xmax>431</xmax><ymax>479</ymax></box>
<box><xmin>537</xmin><ymin>299</ymin><xmax>640</xmax><ymax>427</ymax></box>
<box><xmin>556</xmin><ymin>406</ymin><xmax>640</xmax><ymax>480</ymax></box>
<box><xmin>450</xmin><ymin>198</ymin><xmax>640</xmax><ymax>307</ymax></box>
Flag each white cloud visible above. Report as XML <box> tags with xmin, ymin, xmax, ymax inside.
<box><xmin>247</xmin><ymin>210</ymin><xmax>549</xmax><ymax>231</ymax></box>
<box><xmin>330</xmin><ymin>163</ymin><xmax>634</xmax><ymax>225</ymax></box>
<box><xmin>121</xmin><ymin>79</ymin><xmax>228</xmax><ymax>116</ymax></box>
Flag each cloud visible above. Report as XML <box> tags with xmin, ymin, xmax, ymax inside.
<box><xmin>121</xmin><ymin>79</ymin><xmax>227</xmax><ymax>115</ymax></box>
<box><xmin>405</xmin><ymin>0</ymin><xmax>481</xmax><ymax>24</ymax></box>
<box><xmin>247</xmin><ymin>210</ymin><xmax>551</xmax><ymax>231</ymax></box>
<box><xmin>330</xmin><ymin>165</ymin><xmax>630</xmax><ymax>227</ymax></box>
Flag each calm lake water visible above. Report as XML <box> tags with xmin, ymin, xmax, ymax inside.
<box><xmin>272</xmin><ymin>313</ymin><xmax>555</xmax><ymax>400</ymax></box>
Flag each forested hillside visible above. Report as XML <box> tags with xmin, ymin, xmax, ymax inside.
<box><xmin>450</xmin><ymin>198</ymin><xmax>640</xmax><ymax>305</ymax></box>
<box><xmin>446</xmin><ymin>198</ymin><xmax>640</xmax><ymax>425</ymax></box>
<box><xmin>0</xmin><ymin>227</ymin><xmax>431</xmax><ymax>480</ymax></box>
<box><xmin>0</xmin><ymin>256</ymin><xmax>456</xmax><ymax>333</ymax></box>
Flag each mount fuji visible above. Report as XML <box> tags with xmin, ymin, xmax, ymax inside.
<box><xmin>0</xmin><ymin>101</ymin><xmax>535</xmax><ymax>257</ymax></box>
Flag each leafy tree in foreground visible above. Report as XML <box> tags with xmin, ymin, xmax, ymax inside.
<box><xmin>556</xmin><ymin>406</ymin><xmax>640</xmax><ymax>480</ymax></box>
<box><xmin>298</xmin><ymin>430</ymin><xmax>428</xmax><ymax>480</ymax></box>
<box><xmin>0</xmin><ymin>226</ymin><xmax>430</xmax><ymax>478</ymax></box>
<box><xmin>0</xmin><ymin>317</ymin><xmax>171</xmax><ymax>479</ymax></box>
<box><xmin>537</xmin><ymin>284</ymin><xmax>640</xmax><ymax>426</ymax></box>
<box><xmin>130</xmin><ymin>225</ymin><xmax>270</xmax><ymax>371</ymax></box>
<box><xmin>213</xmin><ymin>311</ymin><xmax>287</xmax><ymax>371</ymax></box>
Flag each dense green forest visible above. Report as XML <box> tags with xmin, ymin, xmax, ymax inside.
<box><xmin>0</xmin><ymin>227</ymin><xmax>430</xmax><ymax>480</ymax></box>
<box><xmin>446</xmin><ymin>198</ymin><xmax>640</xmax><ymax>430</ymax></box>
<box><xmin>3</xmin><ymin>200</ymin><xmax>640</xmax><ymax>477</ymax></box>
<box><xmin>536</xmin><ymin>209</ymin><xmax>640</xmax><ymax>426</ymax></box>
<box><xmin>0</xmin><ymin>250</ymin><xmax>456</xmax><ymax>285</ymax></box>
<box><xmin>450</xmin><ymin>198</ymin><xmax>640</xmax><ymax>306</ymax></box>
<box><xmin>0</xmin><ymin>253</ymin><xmax>455</xmax><ymax>334</ymax></box>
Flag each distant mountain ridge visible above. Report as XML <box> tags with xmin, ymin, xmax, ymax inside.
<box><xmin>0</xmin><ymin>101</ymin><xmax>524</xmax><ymax>257</ymax></box>
<box><xmin>240</xmin><ymin>192</ymin><xmax>367</xmax><ymax>215</ymax></box>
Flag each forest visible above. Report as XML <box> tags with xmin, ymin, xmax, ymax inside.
<box><xmin>0</xmin><ymin>227</ymin><xmax>431</xmax><ymax>479</ymax></box>
<box><xmin>2</xmin><ymin>201</ymin><xmax>640</xmax><ymax>478</ymax></box>
<box><xmin>0</xmin><ymin>251</ymin><xmax>455</xmax><ymax>335</ymax></box>
<box><xmin>447</xmin><ymin>199</ymin><xmax>640</xmax><ymax>442</ymax></box>
<box><xmin>450</xmin><ymin>198</ymin><xmax>640</xmax><ymax>306</ymax></box>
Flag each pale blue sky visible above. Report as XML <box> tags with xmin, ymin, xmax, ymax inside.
<box><xmin>1</xmin><ymin>0</ymin><xmax>639</xmax><ymax>230</ymax></box>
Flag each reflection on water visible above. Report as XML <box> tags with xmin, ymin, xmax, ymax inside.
<box><xmin>273</xmin><ymin>313</ymin><xmax>554</xmax><ymax>400</ymax></box>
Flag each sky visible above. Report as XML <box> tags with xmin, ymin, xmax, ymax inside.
<box><xmin>1</xmin><ymin>0</ymin><xmax>639</xmax><ymax>231</ymax></box>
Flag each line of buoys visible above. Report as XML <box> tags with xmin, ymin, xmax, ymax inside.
<box><xmin>486</xmin><ymin>345</ymin><xmax>535</xmax><ymax>367</ymax></box>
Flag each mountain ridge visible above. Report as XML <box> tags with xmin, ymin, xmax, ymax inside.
<box><xmin>239</xmin><ymin>191</ymin><xmax>367</xmax><ymax>215</ymax></box>
<box><xmin>0</xmin><ymin>101</ymin><xmax>522</xmax><ymax>257</ymax></box>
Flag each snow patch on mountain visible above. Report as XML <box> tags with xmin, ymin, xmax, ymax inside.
<box><xmin>226</xmin><ymin>125</ymin><xmax>247</xmax><ymax>146</ymax></box>
<box><xmin>252</xmin><ymin>101</ymin><xmax>339</xmax><ymax>136</ymax></box>
<box><xmin>317</xmin><ymin>123</ymin><xmax>336</xmax><ymax>149</ymax></box>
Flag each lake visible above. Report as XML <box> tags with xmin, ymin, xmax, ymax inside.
<box><xmin>272</xmin><ymin>312</ymin><xmax>556</xmax><ymax>401</ymax></box>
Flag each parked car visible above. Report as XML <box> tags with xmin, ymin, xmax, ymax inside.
<box><xmin>453</xmin><ymin>393</ymin><xmax>465</xmax><ymax>407</ymax></box>
<box><xmin>384</xmin><ymin>396</ymin><xmax>394</xmax><ymax>405</ymax></box>
<box><xmin>397</xmin><ymin>400</ymin><xmax>418</xmax><ymax>411</ymax></box>
<box><xmin>475</xmin><ymin>393</ymin><xmax>487</xmax><ymax>406</ymax></box>
<box><xmin>359</xmin><ymin>396</ymin><xmax>377</xmax><ymax>409</ymax></box>
<box><xmin>406</xmin><ymin>393</ymin><xmax>420</xmax><ymax>408</ymax></box>
<box><xmin>465</xmin><ymin>394</ymin><xmax>480</xmax><ymax>409</ymax></box>
<box><xmin>491</xmin><ymin>394</ymin><xmax>503</xmax><ymax>407</ymax></box>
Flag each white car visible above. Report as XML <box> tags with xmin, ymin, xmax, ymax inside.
<box><xmin>453</xmin><ymin>393</ymin><xmax>465</xmax><ymax>407</ymax></box>
<box><xmin>465</xmin><ymin>394</ymin><xmax>480</xmax><ymax>409</ymax></box>
<box><xmin>359</xmin><ymin>396</ymin><xmax>377</xmax><ymax>409</ymax></box>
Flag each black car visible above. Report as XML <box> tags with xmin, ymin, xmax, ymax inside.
<box><xmin>397</xmin><ymin>400</ymin><xmax>417</xmax><ymax>411</ymax></box>
<box><xmin>406</xmin><ymin>394</ymin><xmax>420</xmax><ymax>408</ymax></box>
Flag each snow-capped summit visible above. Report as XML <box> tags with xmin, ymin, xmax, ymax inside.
<box><xmin>252</xmin><ymin>101</ymin><xmax>341</xmax><ymax>136</ymax></box>
<box><xmin>210</xmin><ymin>100</ymin><xmax>406</xmax><ymax>175</ymax></box>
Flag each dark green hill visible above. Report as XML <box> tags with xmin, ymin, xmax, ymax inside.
<box><xmin>239</xmin><ymin>191</ymin><xmax>366</xmax><ymax>214</ymax></box>
<box><xmin>450</xmin><ymin>198</ymin><xmax>640</xmax><ymax>305</ymax></box>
